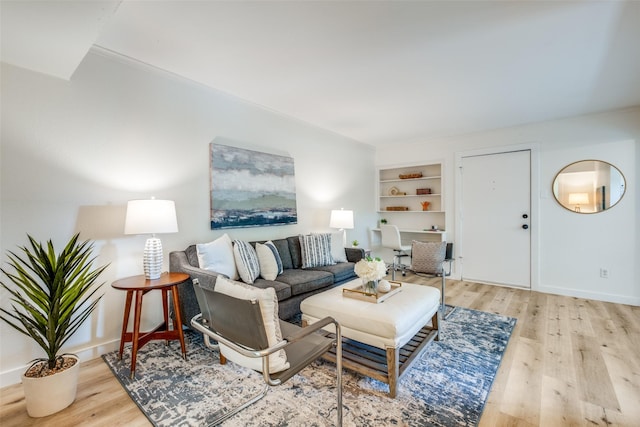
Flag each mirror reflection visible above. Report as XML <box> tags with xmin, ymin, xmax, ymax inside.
<box><xmin>553</xmin><ymin>160</ymin><xmax>626</xmax><ymax>214</ymax></box>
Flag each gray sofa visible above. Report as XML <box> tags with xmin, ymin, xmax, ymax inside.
<box><xmin>169</xmin><ymin>235</ymin><xmax>365</xmax><ymax>327</ymax></box>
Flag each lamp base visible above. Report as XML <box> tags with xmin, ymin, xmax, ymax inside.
<box><xmin>143</xmin><ymin>237</ymin><xmax>163</xmax><ymax>280</ymax></box>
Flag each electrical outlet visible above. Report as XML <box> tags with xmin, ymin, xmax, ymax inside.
<box><xmin>600</xmin><ymin>268</ymin><xmax>609</xmax><ymax>279</ymax></box>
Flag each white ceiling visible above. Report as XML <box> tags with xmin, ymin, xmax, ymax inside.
<box><xmin>2</xmin><ymin>1</ymin><xmax>640</xmax><ymax>147</ymax></box>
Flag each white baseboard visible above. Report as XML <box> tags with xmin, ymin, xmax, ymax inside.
<box><xmin>0</xmin><ymin>339</ymin><xmax>120</xmax><ymax>388</ymax></box>
<box><xmin>537</xmin><ymin>284</ymin><xmax>640</xmax><ymax>307</ymax></box>
<box><xmin>446</xmin><ymin>272</ymin><xmax>640</xmax><ymax>307</ymax></box>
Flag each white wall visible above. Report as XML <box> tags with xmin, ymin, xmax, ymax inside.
<box><xmin>0</xmin><ymin>50</ymin><xmax>376</xmax><ymax>386</ymax></box>
<box><xmin>376</xmin><ymin>108</ymin><xmax>639</xmax><ymax>306</ymax></box>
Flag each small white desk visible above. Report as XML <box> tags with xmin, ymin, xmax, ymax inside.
<box><xmin>370</xmin><ymin>228</ymin><xmax>446</xmax><ymax>246</ymax></box>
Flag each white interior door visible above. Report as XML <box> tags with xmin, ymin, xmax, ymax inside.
<box><xmin>460</xmin><ymin>150</ymin><xmax>531</xmax><ymax>288</ymax></box>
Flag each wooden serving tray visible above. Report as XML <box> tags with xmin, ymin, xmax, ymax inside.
<box><xmin>342</xmin><ymin>281</ymin><xmax>402</xmax><ymax>303</ymax></box>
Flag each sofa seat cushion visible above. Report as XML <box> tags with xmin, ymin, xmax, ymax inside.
<box><xmin>250</xmin><ymin>279</ymin><xmax>292</xmax><ymax>302</ymax></box>
<box><xmin>309</xmin><ymin>262</ymin><xmax>357</xmax><ymax>283</ymax></box>
<box><xmin>275</xmin><ymin>269</ymin><xmax>333</xmax><ymax>296</ymax></box>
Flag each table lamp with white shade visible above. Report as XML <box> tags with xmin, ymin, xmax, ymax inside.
<box><xmin>568</xmin><ymin>192</ymin><xmax>589</xmax><ymax>212</ymax></box>
<box><xmin>329</xmin><ymin>208</ymin><xmax>354</xmax><ymax>246</ymax></box>
<box><xmin>125</xmin><ymin>199</ymin><xmax>178</xmax><ymax>279</ymax></box>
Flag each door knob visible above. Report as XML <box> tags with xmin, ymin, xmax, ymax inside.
<box><xmin>522</xmin><ymin>224</ymin><xmax>529</xmax><ymax>230</ymax></box>
<box><xmin>522</xmin><ymin>214</ymin><xmax>528</xmax><ymax>219</ymax></box>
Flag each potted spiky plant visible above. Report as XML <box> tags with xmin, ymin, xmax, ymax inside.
<box><xmin>0</xmin><ymin>233</ymin><xmax>108</xmax><ymax>417</ymax></box>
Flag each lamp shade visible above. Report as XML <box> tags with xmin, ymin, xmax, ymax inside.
<box><xmin>125</xmin><ymin>199</ymin><xmax>178</xmax><ymax>280</ymax></box>
<box><xmin>125</xmin><ymin>199</ymin><xmax>178</xmax><ymax>235</ymax></box>
<box><xmin>329</xmin><ymin>209</ymin><xmax>354</xmax><ymax>229</ymax></box>
<box><xmin>568</xmin><ymin>193</ymin><xmax>589</xmax><ymax>205</ymax></box>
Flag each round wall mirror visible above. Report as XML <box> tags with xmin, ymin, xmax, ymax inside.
<box><xmin>552</xmin><ymin>160</ymin><xmax>626</xmax><ymax>214</ymax></box>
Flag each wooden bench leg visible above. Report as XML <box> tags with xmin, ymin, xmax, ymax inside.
<box><xmin>386</xmin><ymin>346</ymin><xmax>399</xmax><ymax>398</ymax></box>
<box><xmin>432</xmin><ymin>312</ymin><xmax>440</xmax><ymax>341</ymax></box>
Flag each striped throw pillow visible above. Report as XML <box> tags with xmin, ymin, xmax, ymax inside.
<box><xmin>233</xmin><ymin>240</ymin><xmax>260</xmax><ymax>284</ymax></box>
<box><xmin>299</xmin><ymin>233</ymin><xmax>335</xmax><ymax>268</ymax></box>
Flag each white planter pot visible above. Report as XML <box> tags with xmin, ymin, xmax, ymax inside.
<box><xmin>22</xmin><ymin>355</ymin><xmax>80</xmax><ymax>418</ymax></box>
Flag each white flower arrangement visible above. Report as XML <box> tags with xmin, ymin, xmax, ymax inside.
<box><xmin>354</xmin><ymin>257</ymin><xmax>386</xmax><ymax>282</ymax></box>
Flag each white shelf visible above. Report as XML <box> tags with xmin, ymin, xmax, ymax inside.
<box><xmin>380</xmin><ymin>176</ymin><xmax>441</xmax><ymax>183</ymax></box>
<box><xmin>377</xmin><ymin>210</ymin><xmax>444</xmax><ymax>213</ymax></box>
<box><xmin>370</xmin><ymin>227</ymin><xmax>447</xmax><ymax>243</ymax></box>
<box><xmin>380</xmin><ymin>194</ymin><xmax>442</xmax><ymax>198</ymax></box>
<box><xmin>372</xmin><ymin>228</ymin><xmax>445</xmax><ymax>234</ymax></box>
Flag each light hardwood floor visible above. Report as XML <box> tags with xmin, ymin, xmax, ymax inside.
<box><xmin>1</xmin><ymin>273</ymin><xmax>639</xmax><ymax>426</ymax></box>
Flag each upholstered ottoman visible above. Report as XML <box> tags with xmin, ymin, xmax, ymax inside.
<box><xmin>301</xmin><ymin>279</ymin><xmax>440</xmax><ymax>397</ymax></box>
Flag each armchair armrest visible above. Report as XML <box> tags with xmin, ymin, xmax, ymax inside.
<box><xmin>281</xmin><ymin>316</ymin><xmax>337</xmax><ymax>344</ymax></box>
<box><xmin>169</xmin><ymin>250</ymin><xmax>228</xmax><ymax>328</ymax></box>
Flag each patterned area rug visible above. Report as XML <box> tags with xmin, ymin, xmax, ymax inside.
<box><xmin>102</xmin><ymin>307</ymin><xmax>516</xmax><ymax>426</ymax></box>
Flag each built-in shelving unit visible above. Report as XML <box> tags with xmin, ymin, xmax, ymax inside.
<box><xmin>376</xmin><ymin>162</ymin><xmax>445</xmax><ymax>241</ymax></box>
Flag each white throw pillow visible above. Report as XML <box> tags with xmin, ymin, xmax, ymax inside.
<box><xmin>214</xmin><ymin>276</ymin><xmax>289</xmax><ymax>373</ymax></box>
<box><xmin>196</xmin><ymin>233</ymin><xmax>239</xmax><ymax>280</ymax></box>
<box><xmin>256</xmin><ymin>241</ymin><xmax>283</xmax><ymax>281</ymax></box>
<box><xmin>330</xmin><ymin>231</ymin><xmax>347</xmax><ymax>263</ymax></box>
<box><xmin>233</xmin><ymin>240</ymin><xmax>260</xmax><ymax>284</ymax></box>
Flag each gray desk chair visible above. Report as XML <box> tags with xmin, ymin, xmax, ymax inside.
<box><xmin>380</xmin><ymin>224</ymin><xmax>412</xmax><ymax>279</ymax></box>
<box><xmin>411</xmin><ymin>241</ymin><xmax>454</xmax><ymax>318</ymax></box>
<box><xmin>190</xmin><ymin>281</ymin><xmax>343</xmax><ymax>426</ymax></box>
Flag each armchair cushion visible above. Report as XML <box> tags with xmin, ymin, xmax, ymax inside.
<box><xmin>214</xmin><ymin>276</ymin><xmax>289</xmax><ymax>373</ymax></box>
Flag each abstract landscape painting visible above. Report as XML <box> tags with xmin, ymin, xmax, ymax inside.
<box><xmin>210</xmin><ymin>143</ymin><xmax>297</xmax><ymax>229</ymax></box>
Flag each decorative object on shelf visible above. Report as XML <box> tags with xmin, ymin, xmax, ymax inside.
<box><xmin>329</xmin><ymin>208</ymin><xmax>354</xmax><ymax>246</ymax></box>
<box><xmin>420</xmin><ymin>201</ymin><xmax>431</xmax><ymax>211</ymax></box>
<box><xmin>386</xmin><ymin>206</ymin><xmax>409</xmax><ymax>211</ymax></box>
<box><xmin>354</xmin><ymin>257</ymin><xmax>386</xmax><ymax>295</ymax></box>
<box><xmin>399</xmin><ymin>172</ymin><xmax>423</xmax><ymax>179</ymax></box>
<box><xmin>125</xmin><ymin>198</ymin><xmax>179</xmax><ymax>280</ymax></box>
<box><xmin>388</xmin><ymin>186</ymin><xmax>400</xmax><ymax>196</ymax></box>
<box><xmin>0</xmin><ymin>234</ymin><xmax>108</xmax><ymax>417</ymax></box>
<box><xmin>378</xmin><ymin>279</ymin><xmax>392</xmax><ymax>293</ymax></box>
<box><xmin>431</xmin><ymin>225</ymin><xmax>439</xmax><ymax>231</ymax></box>
<box><xmin>416</xmin><ymin>188</ymin><xmax>432</xmax><ymax>195</ymax></box>
<box><xmin>380</xmin><ymin>218</ymin><xmax>387</xmax><ymax>224</ymax></box>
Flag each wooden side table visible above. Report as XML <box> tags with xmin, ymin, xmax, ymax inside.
<box><xmin>111</xmin><ymin>272</ymin><xmax>189</xmax><ymax>379</ymax></box>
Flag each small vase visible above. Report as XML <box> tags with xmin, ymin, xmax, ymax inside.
<box><xmin>362</xmin><ymin>279</ymin><xmax>378</xmax><ymax>294</ymax></box>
